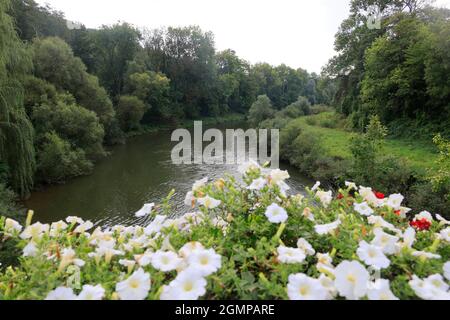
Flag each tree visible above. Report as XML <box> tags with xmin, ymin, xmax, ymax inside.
<box><xmin>124</xmin><ymin>71</ymin><xmax>173</xmax><ymax>120</ymax></box>
<box><xmin>32</xmin><ymin>94</ymin><xmax>106</xmax><ymax>160</ymax></box>
<box><xmin>10</xmin><ymin>0</ymin><xmax>70</xmax><ymax>41</ymax></box>
<box><xmin>37</xmin><ymin>131</ymin><xmax>93</xmax><ymax>184</ymax></box>
<box><xmin>248</xmin><ymin>95</ymin><xmax>275</xmax><ymax>126</ymax></box>
<box><xmin>90</xmin><ymin>23</ymin><xmax>141</xmax><ymax>99</ymax></box>
<box><xmin>281</xmin><ymin>96</ymin><xmax>311</xmax><ymax>118</ymax></box>
<box><xmin>31</xmin><ymin>37</ymin><xmax>115</xmax><ymax>127</ymax></box>
<box><xmin>116</xmin><ymin>95</ymin><xmax>147</xmax><ymax>131</ymax></box>
<box><xmin>0</xmin><ymin>0</ymin><xmax>35</xmax><ymax>197</ymax></box>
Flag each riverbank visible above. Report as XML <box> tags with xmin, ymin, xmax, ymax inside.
<box><xmin>276</xmin><ymin>112</ymin><xmax>449</xmax><ymax>217</ymax></box>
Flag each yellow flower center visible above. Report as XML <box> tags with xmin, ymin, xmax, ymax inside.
<box><xmin>299</xmin><ymin>285</ymin><xmax>310</xmax><ymax>295</ymax></box>
<box><xmin>347</xmin><ymin>274</ymin><xmax>356</xmax><ymax>284</ymax></box>
<box><xmin>183</xmin><ymin>282</ymin><xmax>193</xmax><ymax>292</ymax></box>
<box><xmin>129</xmin><ymin>279</ymin><xmax>140</xmax><ymax>289</ymax></box>
<box><xmin>200</xmin><ymin>256</ymin><xmax>209</xmax><ymax>265</ymax></box>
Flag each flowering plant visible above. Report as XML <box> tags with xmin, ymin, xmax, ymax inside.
<box><xmin>0</xmin><ymin>163</ymin><xmax>449</xmax><ymax>300</ymax></box>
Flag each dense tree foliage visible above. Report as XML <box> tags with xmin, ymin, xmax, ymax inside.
<box><xmin>0</xmin><ymin>0</ymin><xmax>35</xmax><ymax>197</ymax></box>
<box><xmin>325</xmin><ymin>0</ymin><xmax>449</xmax><ymax>134</ymax></box>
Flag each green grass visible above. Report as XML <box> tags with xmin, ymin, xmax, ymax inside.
<box><xmin>293</xmin><ymin>112</ymin><xmax>440</xmax><ymax>172</ymax></box>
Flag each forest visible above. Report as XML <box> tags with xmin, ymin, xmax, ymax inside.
<box><xmin>0</xmin><ymin>0</ymin><xmax>450</xmax><ymax>302</ymax></box>
<box><xmin>0</xmin><ymin>0</ymin><xmax>449</xmax><ymax>216</ymax></box>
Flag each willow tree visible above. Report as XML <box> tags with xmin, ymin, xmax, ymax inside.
<box><xmin>0</xmin><ymin>0</ymin><xmax>35</xmax><ymax>197</ymax></box>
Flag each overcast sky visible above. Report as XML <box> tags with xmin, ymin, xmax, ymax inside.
<box><xmin>36</xmin><ymin>0</ymin><xmax>450</xmax><ymax>73</ymax></box>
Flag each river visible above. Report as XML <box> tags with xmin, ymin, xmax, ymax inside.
<box><xmin>24</xmin><ymin>123</ymin><xmax>313</xmax><ymax>227</ymax></box>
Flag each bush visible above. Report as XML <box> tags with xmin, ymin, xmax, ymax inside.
<box><xmin>248</xmin><ymin>95</ymin><xmax>275</xmax><ymax>127</ymax></box>
<box><xmin>36</xmin><ymin>132</ymin><xmax>93</xmax><ymax>184</ymax></box>
<box><xmin>0</xmin><ymin>184</ymin><xmax>20</xmax><ymax>219</ymax></box>
<box><xmin>0</xmin><ymin>167</ymin><xmax>448</xmax><ymax>300</ymax></box>
<box><xmin>32</xmin><ymin>97</ymin><xmax>106</xmax><ymax>160</ymax></box>
<box><xmin>116</xmin><ymin>95</ymin><xmax>147</xmax><ymax>132</ymax></box>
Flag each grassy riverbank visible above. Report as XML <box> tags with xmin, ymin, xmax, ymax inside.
<box><xmin>293</xmin><ymin>112</ymin><xmax>440</xmax><ymax>173</ymax></box>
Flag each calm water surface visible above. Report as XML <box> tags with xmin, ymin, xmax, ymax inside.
<box><xmin>24</xmin><ymin>124</ymin><xmax>312</xmax><ymax>227</ymax></box>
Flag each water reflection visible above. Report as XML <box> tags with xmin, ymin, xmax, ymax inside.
<box><xmin>24</xmin><ymin>124</ymin><xmax>312</xmax><ymax>227</ymax></box>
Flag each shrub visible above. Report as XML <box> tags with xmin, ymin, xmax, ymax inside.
<box><xmin>248</xmin><ymin>95</ymin><xmax>275</xmax><ymax>127</ymax></box>
<box><xmin>116</xmin><ymin>95</ymin><xmax>147</xmax><ymax>132</ymax></box>
<box><xmin>0</xmin><ymin>166</ymin><xmax>449</xmax><ymax>300</ymax></box>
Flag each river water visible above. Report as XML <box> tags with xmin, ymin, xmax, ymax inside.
<box><xmin>24</xmin><ymin>123</ymin><xmax>313</xmax><ymax>227</ymax></box>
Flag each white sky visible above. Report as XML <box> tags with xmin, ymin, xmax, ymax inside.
<box><xmin>36</xmin><ymin>0</ymin><xmax>450</xmax><ymax>73</ymax></box>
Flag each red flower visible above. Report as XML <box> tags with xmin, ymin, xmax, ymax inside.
<box><xmin>374</xmin><ymin>191</ymin><xmax>385</xmax><ymax>199</ymax></box>
<box><xmin>337</xmin><ymin>193</ymin><xmax>344</xmax><ymax>200</ymax></box>
<box><xmin>410</xmin><ymin>218</ymin><xmax>431</xmax><ymax>231</ymax></box>
<box><xmin>394</xmin><ymin>210</ymin><xmax>401</xmax><ymax>216</ymax></box>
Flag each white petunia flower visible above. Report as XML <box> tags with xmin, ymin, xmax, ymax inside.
<box><xmin>22</xmin><ymin>241</ymin><xmax>38</xmax><ymax>257</ymax></box>
<box><xmin>315</xmin><ymin>190</ymin><xmax>332</xmax><ymax>208</ymax></box>
<box><xmin>385</xmin><ymin>193</ymin><xmax>404</xmax><ymax>210</ymax></box>
<box><xmin>144</xmin><ymin>215</ymin><xmax>167</xmax><ymax>235</ymax></box>
<box><xmin>167</xmin><ymin>268</ymin><xmax>207</xmax><ymax>300</ymax></box>
<box><xmin>269</xmin><ymin>169</ymin><xmax>290</xmax><ymax>184</ymax></box>
<box><xmin>73</xmin><ymin>220</ymin><xmax>94</xmax><ymax>233</ymax></box>
<box><xmin>59</xmin><ymin>247</ymin><xmax>85</xmax><ymax>271</ymax></box>
<box><xmin>353</xmin><ymin>202</ymin><xmax>374</xmax><ymax>216</ymax></box>
<box><xmin>264</xmin><ymin>203</ymin><xmax>288</xmax><ymax>224</ymax></box>
<box><xmin>184</xmin><ymin>191</ymin><xmax>195</xmax><ymax>207</ymax></box>
<box><xmin>367</xmin><ymin>215</ymin><xmax>401</xmax><ymax>234</ymax></box>
<box><xmin>357</xmin><ymin>241</ymin><xmax>390</xmax><ymax>269</ymax></box>
<box><xmin>45</xmin><ymin>287</ymin><xmax>77</xmax><ymax>300</ymax></box>
<box><xmin>318</xmin><ymin>274</ymin><xmax>337</xmax><ymax>299</ymax></box>
<box><xmin>78</xmin><ymin>284</ymin><xmax>105</xmax><ymax>300</ymax></box>
<box><xmin>316</xmin><ymin>253</ymin><xmax>334</xmax><ymax>276</ymax></box>
<box><xmin>311</xmin><ymin>181</ymin><xmax>321</xmax><ymax>191</ymax></box>
<box><xmin>314</xmin><ymin>219</ymin><xmax>341</xmax><ymax>235</ymax></box>
<box><xmin>439</xmin><ymin>227</ymin><xmax>450</xmax><ymax>242</ymax></box>
<box><xmin>334</xmin><ymin>260</ymin><xmax>369</xmax><ymax>300</ymax></box>
<box><xmin>20</xmin><ymin>222</ymin><xmax>49</xmax><ymax>240</ymax></box>
<box><xmin>187</xmin><ymin>248</ymin><xmax>221</xmax><ymax>276</ymax></box>
<box><xmin>409</xmin><ymin>275</ymin><xmax>450</xmax><ymax>300</ymax></box>
<box><xmin>436</xmin><ymin>214</ymin><xmax>450</xmax><ymax>225</ymax></box>
<box><xmin>4</xmin><ymin>218</ymin><xmax>22</xmax><ymax>235</ymax></box>
<box><xmin>247</xmin><ymin>177</ymin><xmax>266</xmax><ymax>190</ymax></box>
<box><xmin>287</xmin><ymin>273</ymin><xmax>329</xmax><ymax>300</ymax></box>
<box><xmin>414</xmin><ymin>211</ymin><xmax>434</xmax><ymax>223</ymax></box>
<box><xmin>197</xmin><ymin>196</ymin><xmax>221</xmax><ymax>209</ymax></box>
<box><xmin>49</xmin><ymin>220</ymin><xmax>68</xmax><ymax>237</ymax></box>
<box><xmin>367</xmin><ymin>279</ymin><xmax>399</xmax><ymax>300</ymax></box>
<box><xmin>134</xmin><ymin>252</ymin><xmax>153</xmax><ymax>267</ymax></box>
<box><xmin>345</xmin><ymin>181</ymin><xmax>357</xmax><ymax>190</ymax></box>
<box><xmin>411</xmin><ymin>251</ymin><xmax>441</xmax><ymax>260</ymax></box>
<box><xmin>371</xmin><ymin>228</ymin><xmax>399</xmax><ymax>255</ymax></box>
<box><xmin>119</xmin><ymin>259</ymin><xmax>136</xmax><ymax>271</ymax></box>
<box><xmin>66</xmin><ymin>216</ymin><xmax>84</xmax><ymax>225</ymax></box>
<box><xmin>358</xmin><ymin>186</ymin><xmax>379</xmax><ymax>207</ymax></box>
<box><xmin>277</xmin><ymin>246</ymin><xmax>306</xmax><ymax>264</ymax></box>
<box><xmin>135</xmin><ymin>203</ymin><xmax>155</xmax><ymax>218</ymax></box>
<box><xmin>115</xmin><ymin>268</ymin><xmax>151</xmax><ymax>300</ymax></box>
<box><xmin>192</xmin><ymin>177</ymin><xmax>208</xmax><ymax>192</ymax></box>
<box><xmin>399</xmin><ymin>227</ymin><xmax>416</xmax><ymax>248</ymax></box>
<box><xmin>179</xmin><ymin>241</ymin><xmax>205</xmax><ymax>258</ymax></box>
<box><xmin>238</xmin><ymin>160</ymin><xmax>260</xmax><ymax>175</ymax></box>
<box><xmin>151</xmin><ymin>250</ymin><xmax>182</xmax><ymax>272</ymax></box>
<box><xmin>443</xmin><ymin>262</ymin><xmax>450</xmax><ymax>281</ymax></box>
<box><xmin>296</xmin><ymin>238</ymin><xmax>315</xmax><ymax>256</ymax></box>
